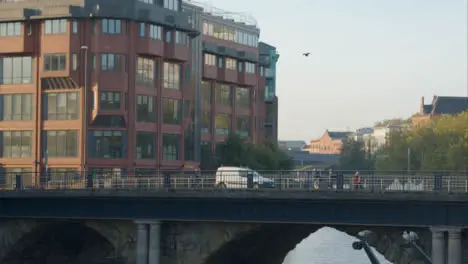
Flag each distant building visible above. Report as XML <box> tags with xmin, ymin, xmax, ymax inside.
<box><xmin>278</xmin><ymin>140</ymin><xmax>307</xmax><ymax>151</ymax></box>
<box><xmin>412</xmin><ymin>96</ymin><xmax>468</xmax><ymax>127</ymax></box>
<box><xmin>303</xmin><ymin>130</ymin><xmax>352</xmax><ymax>154</ymax></box>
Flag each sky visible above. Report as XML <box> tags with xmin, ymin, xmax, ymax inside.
<box><xmin>205</xmin><ymin>0</ymin><xmax>468</xmax><ymax>141</ymax></box>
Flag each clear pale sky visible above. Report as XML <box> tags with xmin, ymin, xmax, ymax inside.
<box><xmin>207</xmin><ymin>0</ymin><xmax>468</xmax><ymax>140</ymax></box>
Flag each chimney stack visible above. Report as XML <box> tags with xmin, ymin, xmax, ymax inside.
<box><xmin>420</xmin><ymin>96</ymin><xmax>425</xmax><ymax>114</ymax></box>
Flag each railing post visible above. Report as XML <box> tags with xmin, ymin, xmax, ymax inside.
<box><xmin>86</xmin><ymin>171</ymin><xmax>93</xmax><ymax>188</ymax></box>
<box><xmin>246</xmin><ymin>171</ymin><xmax>254</xmax><ymax>189</ymax></box>
<box><xmin>15</xmin><ymin>174</ymin><xmax>22</xmax><ymax>191</ymax></box>
<box><xmin>163</xmin><ymin>172</ymin><xmax>171</xmax><ymax>189</ymax></box>
<box><xmin>433</xmin><ymin>172</ymin><xmax>442</xmax><ymax>192</ymax></box>
<box><xmin>336</xmin><ymin>172</ymin><xmax>344</xmax><ymax>191</ymax></box>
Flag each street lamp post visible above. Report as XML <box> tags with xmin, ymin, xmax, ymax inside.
<box><xmin>80</xmin><ymin>46</ymin><xmax>89</xmax><ymax>174</ymax></box>
<box><xmin>402</xmin><ymin>231</ymin><xmax>432</xmax><ymax>264</ymax></box>
<box><xmin>352</xmin><ymin>230</ymin><xmax>381</xmax><ymax>264</ymax></box>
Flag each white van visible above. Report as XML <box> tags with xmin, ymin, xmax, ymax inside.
<box><xmin>215</xmin><ymin>166</ymin><xmax>275</xmax><ymax>189</ymax></box>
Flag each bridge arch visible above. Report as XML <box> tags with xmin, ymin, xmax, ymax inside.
<box><xmin>204</xmin><ymin>224</ymin><xmax>431</xmax><ymax>264</ymax></box>
<box><xmin>0</xmin><ymin>219</ymin><xmax>129</xmax><ymax>264</ymax></box>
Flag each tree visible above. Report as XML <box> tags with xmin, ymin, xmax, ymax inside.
<box><xmin>376</xmin><ymin>111</ymin><xmax>468</xmax><ymax>171</ymax></box>
<box><xmin>200</xmin><ymin>134</ymin><xmax>293</xmax><ymax>171</ymax></box>
<box><xmin>339</xmin><ymin>138</ymin><xmax>374</xmax><ymax>171</ymax></box>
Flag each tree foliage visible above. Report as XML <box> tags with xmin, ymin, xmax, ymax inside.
<box><xmin>339</xmin><ymin>138</ymin><xmax>375</xmax><ymax>170</ymax></box>
<box><xmin>377</xmin><ymin>111</ymin><xmax>468</xmax><ymax>171</ymax></box>
<box><xmin>200</xmin><ymin>134</ymin><xmax>294</xmax><ymax>171</ymax></box>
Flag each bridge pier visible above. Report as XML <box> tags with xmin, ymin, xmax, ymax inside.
<box><xmin>136</xmin><ymin>220</ymin><xmax>161</xmax><ymax>264</ymax></box>
<box><xmin>431</xmin><ymin>226</ymin><xmax>463</xmax><ymax>264</ymax></box>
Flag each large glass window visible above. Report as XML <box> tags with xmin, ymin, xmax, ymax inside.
<box><xmin>175</xmin><ymin>31</ymin><xmax>188</xmax><ymax>45</ymax></box>
<box><xmin>201</xmin><ymin>81</ymin><xmax>212</xmax><ymax>105</ymax></box>
<box><xmin>44</xmin><ymin>19</ymin><xmax>67</xmax><ymax>34</ymax></box>
<box><xmin>236</xmin><ymin>116</ymin><xmax>250</xmax><ymax>137</ymax></box>
<box><xmin>0</xmin><ymin>56</ymin><xmax>32</xmax><ymax>84</ymax></box>
<box><xmin>136</xmin><ymin>132</ymin><xmax>155</xmax><ymax>159</ymax></box>
<box><xmin>0</xmin><ymin>131</ymin><xmax>32</xmax><ymax>158</ymax></box>
<box><xmin>163</xmin><ymin>0</ymin><xmax>179</xmax><ymax>11</ymax></box>
<box><xmin>202</xmin><ymin>21</ymin><xmax>258</xmax><ymax>47</ymax></box>
<box><xmin>201</xmin><ymin>111</ymin><xmax>211</xmax><ymax>134</ymax></box>
<box><xmin>235</xmin><ymin>87</ymin><xmax>250</xmax><ymax>108</ymax></box>
<box><xmin>100</xmin><ymin>92</ymin><xmax>121</xmax><ymax>110</ymax></box>
<box><xmin>136</xmin><ymin>95</ymin><xmax>156</xmax><ymax>122</ymax></box>
<box><xmin>0</xmin><ymin>22</ymin><xmax>21</xmax><ymax>36</ymax></box>
<box><xmin>163</xmin><ymin>62</ymin><xmax>181</xmax><ymax>90</ymax></box>
<box><xmin>215</xmin><ymin>113</ymin><xmax>230</xmax><ymax>135</ymax></box>
<box><xmin>139</xmin><ymin>0</ymin><xmax>154</xmax><ymax>3</ymax></box>
<box><xmin>0</xmin><ymin>94</ymin><xmax>32</xmax><ymax>121</ymax></box>
<box><xmin>45</xmin><ymin>130</ymin><xmax>78</xmax><ymax>157</ymax></box>
<box><xmin>215</xmin><ymin>83</ymin><xmax>231</xmax><ymax>106</ymax></box>
<box><xmin>149</xmin><ymin>24</ymin><xmax>162</xmax><ymax>39</ymax></box>
<box><xmin>136</xmin><ymin>57</ymin><xmax>155</xmax><ymax>86</ymax></box>
<box><xmin>101</xmin><ymin>53</ymin><xmax>124</xmax><ymax>72</ymax></box>
<box><xmin>90</xmin><ymin>130</ymin><xmax>125</xmax><ymax>158</ymax></box>
<box><xmin>225</xmin><ymin>58</ymin><xmax>237</xmax><ymax>70</ymax></box>
<box><xmin>163</xmin><ymin>134</ymin><xmax>180</xmax><ymax>160</ymax></box>
<box><xmin>162</xmin><ymin>98</ymin><xmax>181</xmax><ymax>125</ymax></box>
<box><xmin>245</xmin><ymin>62</ymin><xmax>256</xmax><ymax>74</ymax></box>
<box><xmin>0</xmin><ymin>168</ymin><xmax>32</xmax><ymax>188</ymax></box>
<box><xmin>44</xmin><ymin>54</ymin><xmax>66</xmax><ymax>72</ymax></box>
<box><xmin>45</xmin><ymin>92</ymin><xmax>79</xmax><ymax>120</ymax></box>
<box><xmin>204</xmin><ymin>54</ymin><xmax>216</xmax><ymax>66</ymax></box>
<box><xmin>101</xmin><ymin>19</ymin><xmax>122</xmax><ymax>34</ymax></box>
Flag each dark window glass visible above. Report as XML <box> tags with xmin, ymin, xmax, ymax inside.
<box><xmin>45</xmin><ymin>92</ymin><xmax>79</xmax><ymax>120</ymax></box>
<box><xmin>100</xmin><ymin>53</ymin><xmax>124</xmax><ymax>72</ymax></box>
<box><xmin>215</xmin><ymin>113</ymin><xmax>230</xmax><ymax>135</ymax></box>
<box><xmin>136</xmin><ymin>132</ymin><xmax>155</xmax><ymax>159</ymax></box>
<box><xmin>0</xmin><ymin>56</ymin><xmax>33</xmax><ymax>84</ymax></box>
<box><xmin>90</xmin><ymin>130</ymin><xmax>125</xmax><ymax>158</ymax></box>
<box><xmin>45</xmin><ymin>130</ymin><xmax>78</xmax><ymax>157</ymax></box>
<box><xmin>215</xmin><ymin>83</ymin><xmax>231</xmax><ymax>106</ymax></box>
<box><xmin>0</xmin><ymin>94</ymin><xmax>32</xmax><ymax>120</ymax></box>
<box><xmin>0</xmin><ymin>131</ymin><xmax>32</xmax><ymax>158</ymax></box>
<box><xmin>162</xmin><ymin>98</ymin><xmax>181</xmax><ymax>125</ymax></box>
<box><xmin>235</xmin><ymin>87</ymin><xmax>250</xmax><ymax>108</ymax></box>
<box><xmin>101</xmin><ymin>19</ymin><xmax>122</xmax><ymax>34</ymax></box>
<box><xmin>163</xmin><ymin>134</ymin><xmax>180</xmax><ymax>160</ymax></box>
<box><xmin>236</xmin><ymin>116</ymin><xmax>250</xmax><ymax>137</ymax></box>
<box><xmin>136</xmin><ymin>95</ymin><xmax>156</xmax><ymax>122</ymax></box>
<box><xmin>100</xmin><ymin>92</ymin><xmax>121</xmax><ymax>110</ymax></box>
<box><xmin>44</xmin><ymin>54</ymin><xmax>66</xmax><ymax>71</ymax></box>
<box><xmin>201</xmin><ymin>81</ymin><xmax>211</xmax><ymax>105</ymax></box>
<box><xmin>175</xmin><ymin>31</ymin><xmax>188</xmax><ymax>45</ymax></box>
<box><xmin>201</xmin><ymin>111</ymin><xmax>211</xmax><ymax>134</ymax></box>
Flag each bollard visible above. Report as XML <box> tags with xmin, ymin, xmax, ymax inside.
<box><xmin>246</xmin><ymin>171</ymin><xmax>254</xmax><ymax>189</ymax></box>
<box><xmin>15</xmin><ymin>174</ymin><xmax>22</xmax><ymax>190</ymax></box>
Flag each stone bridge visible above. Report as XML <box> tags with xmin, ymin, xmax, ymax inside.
<box><xmin>0</xmin><ymin>219</ymin><xmax>454</xmax><ymax>264</ymax></box>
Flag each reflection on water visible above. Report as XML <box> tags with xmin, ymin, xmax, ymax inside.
<box><xmin>283</xmin><ymin>227</ymin><xmax>392</xmax><ymax>264</ymax></box>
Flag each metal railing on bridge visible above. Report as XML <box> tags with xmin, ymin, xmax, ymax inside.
<box><xmin>0</xmin><ymin>170</ymin><xmax>467</xmax><ymax>194</ymax></box>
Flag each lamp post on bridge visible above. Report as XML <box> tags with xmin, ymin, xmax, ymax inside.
<box><xmin>352</xmin><ymin>230</ymin><xmax>381</xmax><ymax>264</ymax></box>
<box><xmin>402</xmin><ymin>231</ymin><xmax>432</xmax><ymax>264</ymax></box>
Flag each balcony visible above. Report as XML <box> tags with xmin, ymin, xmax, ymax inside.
<box><xmin>203</xmin><ymin>65</ymin><xmax>217</xmax><ymax>79</ymax></box>
<box><xmin>136</xmin><ymin>38</ymin><xmax>164</xmax><ymax>57</ymax></box>
<box><xmin>218</xmin><ymin>68</ymin><xmax>238</xmax><ymax>83</ymax></box>
<box><xmin>0</xmin><ymin>35</ymin><xmax>34</xmax><ymax>54</ymax></box>
<box><xmin>238</xmin><ymin>72</ymin><xmax>257</xmax><ymax>86</ymax></box>
<box><xmin>165</xmin><ymin>44</ymin><xmax>190</xmax><ymax>62</ymax></box>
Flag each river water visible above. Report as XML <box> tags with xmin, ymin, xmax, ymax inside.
<box><xmin>283</xmin><ymin>227</ymin><xmax>392</xmax><ymax>264</ymax></box>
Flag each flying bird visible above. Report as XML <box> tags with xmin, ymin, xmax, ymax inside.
<box><xmin>303</xmin><ymin>52</ymin><xmax>310</xmax><ymax>57</ymax></box>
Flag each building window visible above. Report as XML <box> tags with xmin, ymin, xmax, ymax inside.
<box><xmin>90</xmin><ymin>130</ymin><xmax>125</xmax><ymax>158</ymax></box>
<box><xmin>215</xmin><ymin>83</ymin><xmax>231</xmax><ymax>106</ymax></box>
<box><xmin>102</xmin><ymin>19</ymin><xmax>122</xmax><ymax>34</ymax></box>
<box><xmin>163</xmin><ymin>0</ymin><xmax>179</xmax><ymax>11</ymax></box>
<box><xmin>72</xmin><ymin>20</ymin><xmax>78</xmax><ymax>34</ymax></box>
<box><xmin>217</xmin><ymin>57</ymin><xmax>223</xmax><ymax>68</ymax></box>
<box><xmin>201</xmin><ymin>81</ymin><xmax>212</xmax><ymax>105</ymax></box>
<box><xmin>165</xmin><ymin>31</ymin><xmax>171</xmax><ymax>43</ymax></box>
<box><xmin>184</xmin><ymin>127</ymin><xmax>195</xmax><ymax>161</ymax></box>
<box><xmin>260</xmin><ymin>66</ymin><xmax>264</xmax><ymax>76</ymax></box>
<box><xmin>45</xmin><ymin>130</ymin><xmax>78</xmax><ymax>157</ymax></box>
<box><xmin>44</xmin><ymin>54</ymin><xmax>66</xmax><ymax>72</ymax></box>
<box><xmin>202</xmin><ymin>21</ymin><xmax>258</xmax><ymax>47</ymax></box>
<box><xmin>235</xmin><ymin>87</ymin><xmax>250</xmax><ymax>108</ymax></box>
<box><xmin>162</xmin><ymin>98</ymin><xmax>181</xmax><ymax>125</ymax></box>
<box><xmin>163</xmin><ymin>134</ymin><xmax>180</xmax><ymax>160</ymax></box>
<box><xmin>0</xmin><ymin>167</ymin><xmax>32</xmax><ymax>187</ymax></box>
<box><xmin>139</xmin><ymin>0</ymin><xmax>154</xmax><ymax>3</ymax></box>
<box><xmin>236</xmin><ymin>116</ymin><xmax>250</xmax><ymax>137</ymax></box>
<box><xmin>44</xmin><ymin>19</ymin><xmax>67</xmax><ymax>34</ymax></box>
<box><xmin>149</xmin><ymin>24</ymin><xmax>162</xmax><ymax>39</ymax></box>
<box><xmin>136</xmin><ymin>95</ymin><xmax>156</xmax><ymax>122</ymax></box>
<box><xmin>225</xmin><ymin>58</ymin><xmax>237</xmax><ymax>70</ymax></box>
<box><xmin>72</xmin><ymin>53</ymin><xmax>78</xmax><ymax>71</ymax></box>
<box><xmin>46</xmin><ymin>168</ymin><xmax>80</xmax><ymax>182</ymax></box>
<box><xmin>204</xmin><ymin>53</ymin><xmax>216</xmax><ymax>66</ymax></box>
<box><xmin>238</xmin><ymin>62</ymin><xmax>243</xmax><ymax>72</ymax></box>
<box><xmin>163</xmin><ymin>62</ymin><xmax>181</xmax><ymax>90</ymax></box>
<box><xmin>101</xmin><ymin>53</ymin><xmax>124</xmax><ymax>72</ymax></box>
<box><xmin>100</xmin><ymin>92</ymin><xmax>121</xmax><ymax>110</ymax></box>
<box><xmin>0</xmin><ymin>131</ymin><xmax>32</xmax><ymax>158</ymax></box>
<box><xmin>245</xmin><ymin>62</ymin><xmax>256</xmax><ymax>74</ymax></box>
<box><xmin>136</xmin><ymin>132</ymin><xmax>155</xmax><ymax>159</ymax></box>
<box><xmin>0</xmin><ymin>56</ymin><xmax>32</xmax><ymax>84</ymax></box>
<box><xmin>0</xmin><ymin>94</ymin><xmax>32</xmax><ymax>121</ymax></box>
<box><xmin>215</xmin><ymin>113</ymin><xmax>230</xmax><ymax>135</ymax></box>
<box><xmin>45</xmin><ymin>92</ymin><xmax>79</xmax><ymax>120</ymax></box>
<box><xmin>184</xmin><ymin>100</ymin><xmax>193</xmax><ymax>119</ymax></box>
<box><xmin>201</xmin><ymin>111</ymin><xmax>211</xmax><ymax>134</ymax></box>
<box><xmin>0</xmin><ymin>22</ymin><xmax>21</xmax><ymax>36</ymax></box>
<box><xmin>175</xmin><ymin>31</ymin><xmax>188</xmax><ymax>45</ymax></box>
<box><xmin>139</xmin><ymin>23</ymin><xmax>145</xmax><ymax>37</ymax></box>
<box><xmin>136</xmin><ymin>57</ymin><xmax>155</xmax><ymax>86</ymax></box>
